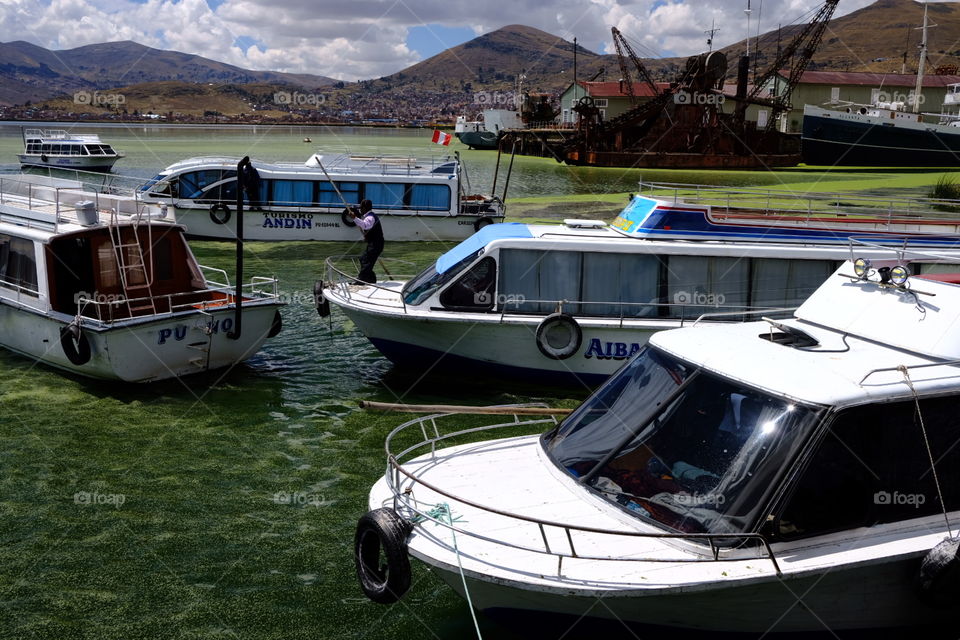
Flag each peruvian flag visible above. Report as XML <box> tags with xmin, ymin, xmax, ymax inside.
<box><xmin>431</xmin><ymin>129</ymin><xmax>452</xmax><ymax>146</ymax></box>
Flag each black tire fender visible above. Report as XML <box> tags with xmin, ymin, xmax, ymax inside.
<box><xmin>354</xmin><ymin>507</ymin><xmax>412</xmax><ymax>604</ymax></box>
<box><xmin>341</xmin><ymin>208</ymin><xmax>357</xmax><ymax>228</ymax></box>
<box><xmin>314</xmin><ymin>280</ymin><xmax>331</xmax><ymax>317</ymax></box>
<box><xmin>473</xmin><ymin>216</ymin><xmax>494</xmax><ymax>232</ymax></box>
<box><xmin>535</xmin><ymin>312</ymin><xmax>582</xmax><ymax>360</ymax></box>
<box><xmin>209</xmin><ymin>203</ymin><xmax>231</xmax><ymax>225</ymax></box>
<box><xmin>919</xmin><ymin>537</ymin><xmax>960</xmax><ymax>608</ymax></box>
<box><xmin>60</xmin><ymin>324</ymin><xmax>91</xmax><ymax>366</ymax></box>
<box><xmin>267</xmin><ymin>310</ymin><xmax>282</xmax><ymax>338</ymax></box>
<box><xmin>40</xmin><ymin>153</ymin><xmax>49</xmax><ymax>162</ymax></box>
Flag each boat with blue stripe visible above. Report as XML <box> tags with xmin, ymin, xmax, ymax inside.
<box><xmin>614</xmin><ymin>181</ymin><xmax>960</xmax><ymax>247</ymax></box>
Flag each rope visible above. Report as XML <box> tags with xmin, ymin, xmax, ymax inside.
<box><xmin>898</xmin><ymin>365</ymin><xmax>953</xmax><ymax>537</ymax></box>
<box><xmin>439</xmin><ymin>502</ymin><xmax>484</xmax><ymax>640</ymax></box>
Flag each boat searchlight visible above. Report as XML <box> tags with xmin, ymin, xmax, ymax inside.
<box><xmin>852</xmin><ymin>258</ymin><xmax>911</xmax><ymax>287</ymax></box>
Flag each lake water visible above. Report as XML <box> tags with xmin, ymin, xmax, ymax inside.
<box><xmin>0</xmin><ymin>122</ymin><xmax>645</xmax><ymax>640</ymax></box>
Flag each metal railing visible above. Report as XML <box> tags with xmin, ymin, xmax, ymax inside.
<box><xmin>637</xmin><ymin>180</ymin><xmax>960</xmax><ymax>228</ymax></box>
<box><xmin>73</xmin><ymin>275</ymin><xmax>280</xmax><ymax>326</ymax></box>
<box><xmin>384</xmin><ymin>409</ymin><xmax>783</xmax><ymax>575</ymax></box>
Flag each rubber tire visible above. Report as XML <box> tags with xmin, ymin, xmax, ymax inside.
<box><xmin>41</xmin><ymin>153</ymin><xmax>48</xmax><ymax>162</ymax></box>
<box><xmin>267</xmin><ymin>310</ymin><xmax>282</xmax><ymax>338</ymax></box>
<box><xmin>341</xmin><ymin>208</ymin><xmax>357</xmax><ymax>228</ymax></box>
<box><xmin>354</xmin><ymin>508</ymin><xmax>412</xmax><ymax>604</ymax></box>
<box><xmin>473</xmin><ymin>216</ymin><xmax>494</xmax><ymax>232</ymax></box>
<box><xmin>314</xmin><ymin>280</ymin><xmax>331</xmax><ymax>317</ymax></box>
<box><xmin>535</xmin><ymin>313</ymin><xmax>582</xmax><ymax>360</ymax></box>
<box><xmin>60</xmin><ymin>325</ymin><xmax>91</xmax><ymax>366</ymax></box>
<box><xmin>209</xmin><ymin>203</ymin><xmax>231</xmax><ymax>225</ymax></box>
<box><xmin>919</xmin><ymin>537</ymin><xmax>960</xmax><ymax>608</ymax></box>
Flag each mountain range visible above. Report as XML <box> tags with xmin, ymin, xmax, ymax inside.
<box><xmin>3</xmin><ymin>0</ymin><xmax>960</xmax><ymax>110</ymax></box>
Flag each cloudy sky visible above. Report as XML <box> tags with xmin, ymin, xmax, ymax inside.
<box><xmin>0</xmin><ymin>0</ymin><xmax>947</xmax><ymax>80</ymax></box>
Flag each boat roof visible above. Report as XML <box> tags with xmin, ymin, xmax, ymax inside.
<box><xmin>157</xmin><ymin>153</ymin><xmax>459</xmax><ymax>178</ymax></box>
<box><xmin>651</xmin><ymin>261</ymin><xmax>960</xmax><ymax>408</ymax></box>
<box><xmin>23</xmin><ymin>128</ymin><xmax>106</xmax><ymax>144</ymax></box>
<box><xmin>431</xmin><ymin>222</ymin><xmax>960</xmax><ymax>274</ymax></box>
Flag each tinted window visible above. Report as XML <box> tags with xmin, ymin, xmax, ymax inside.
<box><xmin>439</xmin><ymin>257</ymin><xmax>496</xmax><ymax>310</ymax></box>
<box><xmin>777</xmin><ymin>396</ymin><xmax>960</xmax><ymax>540</ymax></box>
<box><xmin>0</xmin><ymin>234</ymin><xmax>38</xmax><ymax>294</ymax></box>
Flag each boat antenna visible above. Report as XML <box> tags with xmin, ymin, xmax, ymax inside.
<box><xmin>913</xmin><ymin>2</ymin><xmax>935</xmax><ymax>114</ymax></box>
<box><xmin>705</xmin><ymin>20</ymin><xmax>719</xmax><ymax>52</ymax></box>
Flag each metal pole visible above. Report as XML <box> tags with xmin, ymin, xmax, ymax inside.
<box><xmin>227</xmin><ymin>156</ymin><xmax>249</xmax><ymax>340</ymax></box>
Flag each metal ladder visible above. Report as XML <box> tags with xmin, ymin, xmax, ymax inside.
<box><xmin>107</xmin><ymin>196</ymin><xmax>157</xmax><ymax>317</ymax></box>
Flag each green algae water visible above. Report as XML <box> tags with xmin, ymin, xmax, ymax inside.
<box><xmin>0</xmin><ymin>122</ymin><xmax>956</xmax><ymax>639</ymax></box>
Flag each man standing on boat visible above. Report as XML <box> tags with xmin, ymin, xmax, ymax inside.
<box><xmin>348</xmin><ymin>199</ymin><xmax>384</xmax><ymax>283</ymax></box>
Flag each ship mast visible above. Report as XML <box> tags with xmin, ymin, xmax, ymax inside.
<box><xmin>913</xmin><ymin>2</ymin><xmax>932</xmax><ymax>114</ymax></box>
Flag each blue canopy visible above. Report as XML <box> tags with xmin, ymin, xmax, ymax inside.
<box><xmin>435</xmin><ymin>223</ymin><xmax>533</xmax><ymax>274</ymax></box>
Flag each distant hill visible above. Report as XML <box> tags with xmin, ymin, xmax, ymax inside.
<box><xmin>0</xmin><ymin>40</ymin><xmax>338</xmax><ymax>106</ymax></box>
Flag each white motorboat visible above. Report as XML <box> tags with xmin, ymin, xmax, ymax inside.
<box><xmin>17</xmin><ymin>128</ymin><xmax>124</xmax><ymax>172</ymax></box>
<box><xmin>0</xmin><ymin>174</ymin><xmax>283</xmax><ymax>382</ymax></box>
<box><xmin>137</xmin><ymin>152</ymin><xmax>505</xmax><ymax>241</ymax></box>
<box><xmin>356</xmin><ymin>245</ymin><xmax>960</xmax><ymax>633</ymax></box>
<box><xmin>323</xmin><ymin>187</ymin><xmax>960</xmax><ymax>386</ymax></box>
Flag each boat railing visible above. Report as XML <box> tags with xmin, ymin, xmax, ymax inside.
<box><xmin>324</xmin><ymin>256</ymin><xmax>417</xmax><ymax>312</ymax></box>
<box><xmin>74</xmin><ymin>276</ymin><xmax>280</xmax><ymax>325</ymax></box>
<box><xmin>494</xmin><ymin>299</ymin><xmax>795</xmax><ymax>326</ymax></box>
<box><xmin>384</xmin><ymin>408</ymin><xmax>783</xmax><ymax>575</ymax></box>
<box><xmin>163</xmin><ymin>153</ymin><xmax>457</xmax><ymax>177</ymax></box>
<box><xmin>637</xmin><ymin>180</ymin><xmax>960</xmax><ymax>227</ymax></box>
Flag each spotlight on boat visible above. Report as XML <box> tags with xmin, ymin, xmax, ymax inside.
<box><xmin>854</xmin><ymin>258</ymin><xmax>871</xmax><ymax>279</ymax></box>
<box><xmin>878</xmin><ymin>266</ymin><xmax>892</xmax><ymax>284</ymax></box>
<box><xmin>891</xmin><ymin>265</ymin><xmax>911</xmax><ymax>286</ymax></box>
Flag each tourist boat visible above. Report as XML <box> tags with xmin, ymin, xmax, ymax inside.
<box><xmin>355</xmin><ymin>245</ymin><xmax>960</xmax><ymax>633</ymax></box>
<box><xmin>18</xmin><ymin>128</ymin><xmax>124</xmax><ymax>172</ymax></box>
<box><xmin>137</xmin><ymin>153</ymin><xmax>505</xmax><ymax>241</ymax></box>
<box><xmin>800</xmin><ymin>4</ymin><xmax>960</xmax><ymax>167</ymax></box>
<box><xmin>0</xmin><ymin>174</ymin><xmax>283</xmax><ymax>382</ymax></box>
<box><xmin>322</xmin><ymin>187</ymin><xmax>960</xmax><ymax>386</ymax></box>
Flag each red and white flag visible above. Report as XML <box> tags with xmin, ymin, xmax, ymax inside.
<box><xmin>431</xmin><ymin>129</ymin><xmax>452</xmax><ymax>146</ymax></box>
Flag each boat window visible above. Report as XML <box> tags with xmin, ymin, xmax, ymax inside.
<box><xmin>499</xmin><ymin>249</ymin><xmax>583</xmax><ymax>314</ymax></box>
<box><xmin>581</xmin><ymin>252</ymin><xmax>661</xmax><ymax>317</ymax></box>
<box><xmin>365</xmin><ymin>183</ymin><xmax>406</xmax><ymax>210</ymax></box>
<box><xmin>544</xmin><ymin>346</ymin><xmax>820</xmax><ymax>535</ymax></box>
<box><xmin>750</xmin><ymin>259</ymin><xmax>836</xmax><ymax>309</ymax></box>
<box><xmin>665</xmin><ymin>256</ymin><xmax>749</xmax><ymax>319</ymax></box>
<box><xmin>180</xmin><ymin>170</ymin><xmax>225</xmax><ymax>199</ymax></box>
<box><xmin>439</xmin><ymin>257</ymin><xmax>496</xmax><ymax>310</ymax></box>
<box><xmin>0</xmin><ymin>234</ymin><xmax>39</xmax><ymax>295</ymax></box>
<box><xmin>409</xmin><ymin>184</ymin><xmax>450</xmax><ymax>211</ymax></box>
<box><xmin>402</xmin><ymin>249</ymin><xmax>482</xmax><ymax>306</ymax></box>
<box><xmin>271</xmin><ymin>180</ymin><xmax>315</xmax><ymax>206</ymax></box>
<box><xmin>775</xmin><ymin>396</ymin><xmax>960</xmax><ymax>540</ymax></box>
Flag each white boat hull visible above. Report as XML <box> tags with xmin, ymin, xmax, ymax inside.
<box><xmin>173</xmin><ymin>207</ymin><xmax>493</xmax><ymax>242</ymax></box>
<box><xmin>0</xmin><ymin>303</ymin><xmax>280</xmax><ymax>382</ymax></box>
<box><xmin>18</xmin><ymin>154</ymin><xmax>120</xmax><ymax>172</ymax></box>
<box><xmin>329</xmin><ymin>284</ymin><xmax>675</xmax><ymax>384</ymax></box>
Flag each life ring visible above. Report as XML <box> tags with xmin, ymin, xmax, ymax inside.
<box><xmin>473</xmin><ymin>216</ymin><xmax>494</xmax><ymax>232</ymax></box>
<box><xmin>354</xmin><ymin>507</ymin><xmax>412</xmax><ymax>604</ymax></box>
<box><xmin>209</xmin><ymin>203</ymin><xmax>231</xmax><ymax>225</ymax></box>
<box><xmin>314</xmin><ymin>280</ymin><xmax>330</xmax><ymax>317</ymax></box>
<box><xmin>267</xmin><ymin>310</ymin><xmax>283</xmax><ymax>338</ymax></box>
<box><xmin>341</xmin><ymin>208</ymin><xmax>357</xmax><ymax>228</ymax></box>
<box><xmin>60</xmin><ymin>324</ymin><xmax>91</xmax><ymax>366</ymax></box>
<box><xmin>918</xmin><ymin>537</ymin><xmax>960</xmax><ymax>608</ymax></box>
<box><xmin>535</xmin><ymin>313</ymin><xmax>582</xmax><ymax>360</ymax></box>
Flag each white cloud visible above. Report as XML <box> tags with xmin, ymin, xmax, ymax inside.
<box><xmin>0</xmin><ymin>0</ymin><xmax>948</xmax><ymax>81</ymax></box>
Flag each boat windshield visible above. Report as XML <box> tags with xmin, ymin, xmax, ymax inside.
<box><xmin>543</xmin><ymin>346</ymin><xmax>821</xmax><ymax>535</ymax></box>
<box><xmin>402</xmin><ymin>249</ymin><xmax>481</xmax><ymax>305</ymax></box>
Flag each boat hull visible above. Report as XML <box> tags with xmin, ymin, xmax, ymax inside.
<box><xmin>455</xmin><ymin>130</ymin><xmax>499</xmax><ymax>150</ymax></box>
<box><xmin>423</xmin><ymin>551</ymin><xmax>946</xmax><ymax>633</ymax></box>
<box><xmin>801</xmin><ymin>107</ymin><xmax>960</xmax><ymax>167</ymax></box>
<box><xmin>329</xmin><ymin>288</ymin><xmax>671</xmax><ymax>385</ymax></box>
<box><xmin>18</xmin><ymin>154</ymin><xmax>119</xmax><ymax>172</ymax></box>
<box><xmin>0</xmin><ymin>303</ymin><xmax>281</xmax><ymax>382</ymax></box>
<box><xmin>172</xmin><ymin>207</ymin><xmax>495</xmax><ymax>242</ymax></box>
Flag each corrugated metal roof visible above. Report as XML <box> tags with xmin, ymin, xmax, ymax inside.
<box><xmin>793</xmin><ymin>70</ymin><xmax>960</xmax><ymax>88</ymax></box>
